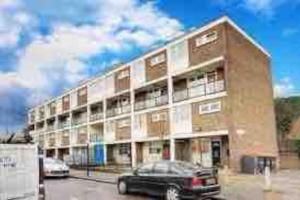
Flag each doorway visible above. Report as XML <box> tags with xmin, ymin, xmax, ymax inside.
<box><xmin>211</xmin><ymin>140</ymin><xmax>221</xmax><ymax>166</ymax></box>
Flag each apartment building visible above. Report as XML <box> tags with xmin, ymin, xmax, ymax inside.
<box><xmin>27</xmin><ymin>16</ymin><xmax>278</xmax><ymax>172</ymax></box>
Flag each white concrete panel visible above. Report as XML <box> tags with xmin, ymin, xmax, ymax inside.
<box><xmin>168</xmin><ymin>40</ymin><xmax>189</xmax><ymax>74</ymax></box>
<box><xmin>132</xmin><ymin>59</ymin><xmax>146</xmax><ymax>88</ymax></box>
<box><xmin>70</xmin><ymin>91</ymin><xmax>77</xmax><ymax>109</ymax></box>
<box><xmin>171</xmin><ymin>104</ymin><xmax>192</xmax><ymax>134</ymax></box>
<box><xmin>88</xmin><ymin>79</ymin><xmax>104</xmax><ymax>103</ymax></box>
<box><xmin>56</xmin><ymin>99</ymin><xmax>62</xmax><ymax>114</ymax></box>
<box><xmin>105</xmin><ymin>75</ymin><xmax>115</xmax><ymax>97</ymax></box>
<box><xmin>133</xmin><ymin>114</ymin><xmax>147</xmax><ymax>140</ymax></box>
<box><xmin>104</xmin><ymin>120</ymin><xmax>115</xmax><ymax>143</ymax></box>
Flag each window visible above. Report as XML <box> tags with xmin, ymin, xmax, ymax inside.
<box><xmin>154</xmin><ymin>162</ymin><xmax>169</xmax><ymax>174</ymax></box>
<box><xmin>78</xmin><ymin>88</ymin><xmax>87</xmax><ymax>96</ymax></box>
<box><xmin>137</xmin><ymin>163</ymin><xmax>153</xmax><ymax>174</ymax></box>
<box><xmin>151</xmin><ymin>112</ymin><xmax>167</xmax><ymax>122</ymax></box>
<box><xmin>149</xmin><ymin>142</ymin><xmax>161</xmax><ymax>154</ymax></box>
<box><xmin>199</xmin><ymin>101</ymin><xmax>221</xmax><ymax>115</ymax></box>
<box><xmin>150</xmin><ymin>53</ymin><xmax>165</xmax><ymax>66</ymax></box>
<box><xmin>118</xmin><ymin>118</ymin><xmax>130</xmax><ymax>128</ymax></box>
<box><xmin>195</xmin><ymin>31</ymin><xmax>218</xmax><ymax>47</ymax></box>
<box><xmin>119</xmin><ymin>144</ymin><xmax>130</xmax><ymax>155</ymax></box>
<box><xmin>117</xmin><ymin>70</ymin><xmax>129</xmax><ymax>80</ymax></box>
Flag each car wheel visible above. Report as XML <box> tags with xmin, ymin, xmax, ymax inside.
<box><xmin>118</xmin><ymin>180</ymin><xmax>127</xmax><ymax>195</ymax></box>
<box><xmin>166</xmin><ymin>186</ymin><xmax>180</xmax><ymax>200</ymax></box>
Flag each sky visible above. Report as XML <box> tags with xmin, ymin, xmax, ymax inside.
<box><xmin>0</xmin><ymin>0</ymin><xmax>299</xmax><ymax>133</ymax></box>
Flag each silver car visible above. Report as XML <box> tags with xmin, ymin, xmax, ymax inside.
<box><xmin>44</xmin><ymin>158</ymin><xmax>69</xmax><ymax>177</ymax></box>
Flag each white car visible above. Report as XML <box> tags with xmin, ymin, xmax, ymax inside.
<box><xmin>44</xmin><ymin>158</ymin><xmax>69</xmax><ymax>177</ymax></box>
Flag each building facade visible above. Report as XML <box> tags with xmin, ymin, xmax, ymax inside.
<box><xmin>27</xmin><ymin>16</ymin><xmax>278</xmax><ymax>172</ymax></box>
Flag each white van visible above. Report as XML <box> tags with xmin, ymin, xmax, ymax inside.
<box><xmin>0</xmin><ymin>144</ymin><xmax>44</xmax><ymax>200</ymax></box>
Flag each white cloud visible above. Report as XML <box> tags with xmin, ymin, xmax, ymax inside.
<box><xmin>214</xmin><ymin>0</ymin><xmax>299</xmax><ymax>16</ymax></box>
<box><xmin>0</xmin><ymin>0</ymin><xmax>34</xmax><ymax>48</ymax></box>
<box><xmin>282</xmin><ymin>28</ymin><xmax>299</xmax><ymax>37</ymax></box>
<box><xmin>274</xmin><ymin>77</ymin><xmax>297</xmax><ymax>97</ymax></box>
<box><xmin>0</xmin><ymin>0</ymin><xmax>183</xmax><ymax>107</ymax></box>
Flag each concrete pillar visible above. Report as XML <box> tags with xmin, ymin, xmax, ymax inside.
<box><xmin>131</xmin><ymin>142</ymin><xmax>137</xmax><ymax>168</ymax></box>
<box><xmin>170</xmin><ymin>138</ymin><xmax>175</xmax><ymax>161</ymax></box>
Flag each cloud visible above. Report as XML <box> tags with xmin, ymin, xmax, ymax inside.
<box><xmin>0</xmin><ymin>0</ymin><xmax>183</xmax><ymax>113</ymax></box>
<box><xmin>282</xmin><ymin>28</ymin><xmax>299</xmax><ymax>37</ymax></box>
<box><xmin>0</xmin><ymin>0</ymin><xmax>35</xmax><ymax>48</ymax></box>
<box><xmin>274</xmin><ymin>77</ymin><xmax>298</xmax><ymax>97</ymax></box>
<box><xmin>214</xmin><ymin>0</ymin><xmax>299</xmax><ymax>16</ymax></box>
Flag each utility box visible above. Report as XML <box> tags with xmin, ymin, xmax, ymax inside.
<box><xmin>241</xmin><ymin>156</ymin><xmax>276</xmax><ymax>174</ymax></box>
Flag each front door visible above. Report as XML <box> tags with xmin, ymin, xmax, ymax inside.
<box><xmin>211</xmin><ymin>141</ymin><xmax>221</xmax><ymax>166</ymax></box>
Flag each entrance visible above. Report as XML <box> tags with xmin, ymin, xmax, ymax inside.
<box><xmin>211</xmin><ymin>140</ymin><xmax>221</xmax><ymax>166</ymax></box>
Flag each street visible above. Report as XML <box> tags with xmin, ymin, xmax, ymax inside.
<box><xmin>45</xmin><ymin>178</ymin><xmax>223</xmax><ymax>200</ymax></box>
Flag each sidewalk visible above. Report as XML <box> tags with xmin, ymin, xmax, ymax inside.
<box><xmin>69</xmin><ymin>169</ymin><xmax>119</xmax><ymax>184</ymax></box>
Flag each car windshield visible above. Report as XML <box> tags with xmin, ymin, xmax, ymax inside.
<box><xmin>45</xmin><ymin>158</ymin><xmax>64</xmax><ymax>165</ymax></box>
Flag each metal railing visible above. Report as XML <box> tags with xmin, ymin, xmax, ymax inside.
<box><xmin>46</xmin><ymin>125</ymin><xmax>55</xmax><ymax>132</ymax></box>
<box><xmin>89</xmin><ymin>113</ymin><xmax>104</xmax><ymax>122</ymax></box>
<box><xmin>57</xmin><ymin>121</ymin><xmax>70</xmax><ymax>129</ymax></box>
<box><xmin>72</xmin><ymin>117</ymin><xmax>87</xmax><ymax>126</ymax></box>
<box><xmin>135</xmin><ymin>94</ymin><xmax>168</xmax><ymax>111</ymax></box>
<box><xmin>173</xmin><ymin>80</ymin><xmax>225</xmax><ymax>102</ymax></box>
<box><xmin>106</xmin><ymin>105</ymin><xmax>131</xmax><ymax>117</ymax></box>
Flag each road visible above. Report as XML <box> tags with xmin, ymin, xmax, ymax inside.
<box><xmin>45</xmin><ymin>178</ymin><xmax>223</xmax><ymax>200</ymax></box>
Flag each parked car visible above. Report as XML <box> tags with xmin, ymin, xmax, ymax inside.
<box><xmin>118</xmin><ymin>161</ymin><xmax>220</xmax><ymax>200</ymax></box>
<box><xmin>44</xmin><ymin>158</ymin><xmax>69</xmax><ymax>177</ymax></box>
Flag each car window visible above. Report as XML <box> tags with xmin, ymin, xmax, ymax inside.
<box><xmin>154</xmin><ymin>162</ymin><xmax>169</xmax><ymax>174</ymax></box>
<box><xmin>137</xmin><ymin>163</ymin><xmax>153</xmax><ymax>174</ymax></box>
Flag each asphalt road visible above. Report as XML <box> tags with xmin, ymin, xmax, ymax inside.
<box><xmin>45</xmin><ymin>178</ymin><xmax>224</xmax><ymax>200</ymax></box>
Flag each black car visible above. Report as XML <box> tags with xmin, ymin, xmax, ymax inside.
<box><xmin>117</xmin><ymin>161</ymin><xmax>220</xmax><ymax>200</ymax></box>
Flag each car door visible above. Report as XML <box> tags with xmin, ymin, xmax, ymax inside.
<box><xmin>128</xmin><ymin>163</ymin><xmax>154</xmax><ymax>193</ymax></box>
<box><xmin>146</xmin><ymin>162</ymin><xmax>170</xmax><ymax>196</ymax></box>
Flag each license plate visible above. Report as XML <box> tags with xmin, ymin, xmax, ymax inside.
<box><xmin>205</xmin><ymin>178</ymin><xmax>216</xmax><ymax>185</ymax></box>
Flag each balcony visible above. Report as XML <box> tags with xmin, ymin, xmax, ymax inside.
<box><xmin>135</xmin><ymin>94</ymin><xmax>168</xmax><ymax>111</ymax></box>
<box><xmin>57</xmin><ymin>121</ymin><xmax>70</xmax><ymax>129</ymax></box>
<box><xmin>48</xmin><ymin>138</ymin><xmax>56</xmax><ymax>147</ymax></box>
<box><xmin>46</xmin><ymin>125</ymin><xmax>55</xmax><ymax>132</ymax></box>
<box><xmin>106</xmin><ymin>105</ymin><xmax>131</xmax><ymax>118</ymax></box>
<box><xmin>77</xmin><ymin>133</ymin><xmax>88</xmax><ymax>145</ymax></box>
<box><xmin>61</xmin><ymin>135</ymin><xmax>70</xmax><ymax>146</ymax></box>
<box><xmin>89</xmin><ymin>133</ymin><xmax>103</xmax><ymax>143</ymax></box>
<box><xmin>72</xmin><ymin>117</ymin><xmax>87</xmax><ymax>126</ymax></box>
<box><xmin>173</xmin><ymin>79</ymin><xmax>225</xmax><ymax>102</ymax></box>
<box><xmin>90</xmin><ymin>113</ymin><xmax>103</xmax><ymax>122</ymax></box>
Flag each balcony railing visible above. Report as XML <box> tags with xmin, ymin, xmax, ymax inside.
<box><xmin>48</xmin><ymin>138</ymin><xmax>56</xmax><ymax>147</ymax></box>
<box><xmin>77</xmin><ymin>133</ymin><xmax>88</xmax><ymax>144</ymax></box>
<box><xmin>173</xmin><ymin>80</ymin><xmax>225</xmax><ymax>102</ymax></box>
<box><xmin>89</xmin><ymin>133</ymin><xmax>103</xmax><ymax>143</ymax></box>
<box><xmin>72</xmin><ymin>117</ymin><xmax>87</xmax><ymax>126</ymax></box>
<box><xmin>46</xmin><ymin>125</ymin><xmax>55</xmax><ymax>132</ymax></box>
<box><xmin>89</xmin><ymin>113</ymin><xmax>103</xmax><ymax>122</ymax></box>
<box><xmin>106</xmin><ymin>105</ymin><xmax>131</xmax><ymax>117</ymax></box>
<box><xmin>61</xmin><ymin>136</ymin><xmax>70</xmax><ymax>146</ymax></box>
<box><xmin>57</xmin><ymin>121</ymin><xmax>70</xmax><ymax>129</ymax></box>
<box><xmin>135</xmin><ymin>94</ymin><xmax>168</xmax><ymax>111</ymax></box>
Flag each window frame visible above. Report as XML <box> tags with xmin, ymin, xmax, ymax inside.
<box><xmin>199</xmin><ymin>101</ymin><xmax>221</xmax><ymax>115</ymax></box>
<box><xmin>195</xmin><ymin>31</ymin><xmax>218</xmax><ymax>47</ymax></box>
